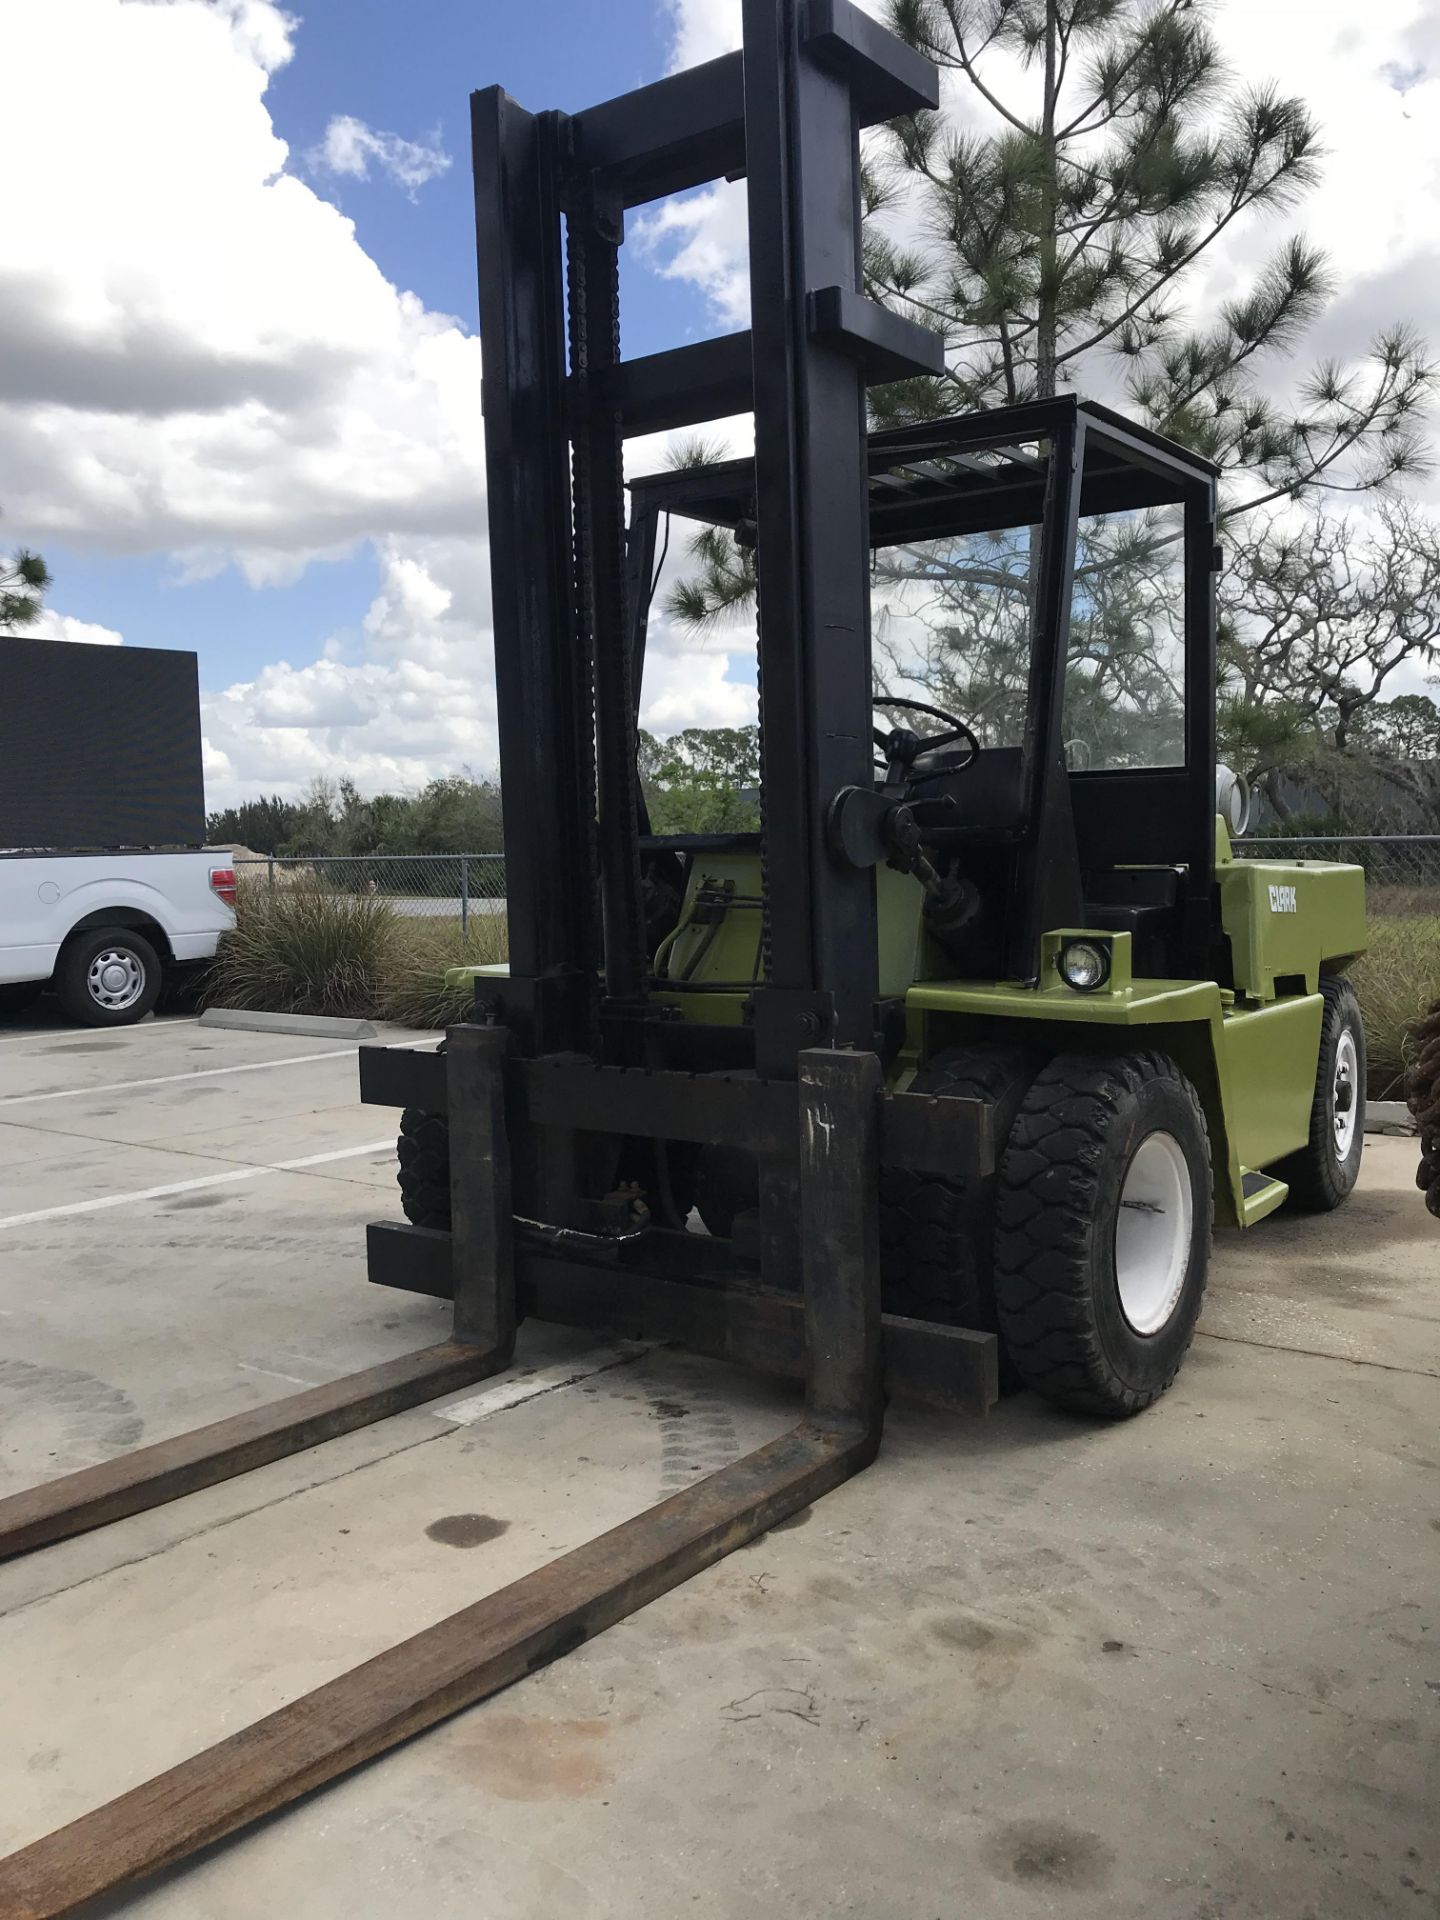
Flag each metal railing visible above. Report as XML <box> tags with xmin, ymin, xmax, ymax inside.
<box><xmin>1235</xmin><ymin>835</ymin><xmax>1440</xmax><ymax>916</ymax></box>
<box><xmin>234</xmin><ymin>853</ymin><xmax>506</xmax><ymax>932</ymax></box>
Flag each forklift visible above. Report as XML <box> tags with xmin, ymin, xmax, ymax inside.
<box><xmin>0</xmin><ymin>1</ymin><xmax>1367</xmax><ymax>1911</ymax></box>
<box><xmin>390</xmin><ymin>404</ymin><xmax>1371</xmax><ymax>1419</ymax></box>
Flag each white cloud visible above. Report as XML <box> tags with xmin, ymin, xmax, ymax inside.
<box><xmin>199</xmin><ymin>517</ymin><xmax>761</xmax><ymax>808</ymax></box>
<box><xmin>640</xmin><ymin>643</ymin><xmax>757</xmax><ymax>734</ymax></box>
<box><xmin>308</xmin><ymin>115</ymin><xmax>452</xmax><ymax>198</ymax></box>
<box><xmin>201</xmin><ymin>533</ymin><xmax>498</xmax><ymax>806</ymax></box>
<box><xmin>664</xmin><ymin>0</ymin><xmax>741</xmax><ymax>70</ymax></box>
<box><xmin>0</xmin><ymin>0</ymin><xmax>483</xmax><ymax>577</ymax></box>
<box><xmin>27</xmin><ymin>609</ymin><xmax>124</xmax><ymax>647</ymax></box>
<box><xmin>632</xmin><ymin>183</ymin><xmax>750</xmax><ymax>332</ymax></box>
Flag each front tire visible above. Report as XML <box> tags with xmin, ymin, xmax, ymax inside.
<box><xmin>879</xmin><ymin>1044</ymin><xmax>1037</xmax><ymax>1329</ymax></box>
<box><xmin>1276</xmin><ymin>976</ymin><xmax>1366</xmax><ymax>1212</ymax></box>
<box><xmin>993</xmin><ymin>1050</ymin><xmax>1212</xmax><ymax>1419</ymax></box>
<box><xmin>55</xmin><ymin>927</ymin><xmax>162</xmax><ymax>1027</ymax></box>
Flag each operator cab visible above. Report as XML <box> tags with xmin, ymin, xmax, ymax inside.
<box><xmin>629</xmin><ymin>396</ymin><xmax>1222</xmax><ymax>991</ymax></box>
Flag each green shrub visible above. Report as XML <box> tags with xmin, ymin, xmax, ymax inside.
<box><xmin>204</xmin><ymin>882</ymin><xmax>397</xmax><ymax>1019</ymax></box>
<box><xmin>379</xmin><ymin>914</ymin><xmax>510</xmax><ymax>1030</ymax></box>
<box><xmin>1350</xmin><ymin>916</ymin><xmax>1440</xmax><ymax>1098</ymax></box>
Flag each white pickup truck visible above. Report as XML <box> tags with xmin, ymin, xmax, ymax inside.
<box><xmin>0</xmin><ymin>850</ymin><xmax>236</xmax><ymax>1026</ymax></box>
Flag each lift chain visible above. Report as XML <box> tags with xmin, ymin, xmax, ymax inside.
<box><xmin>562</xmin><ymin>207</ymin><xmax>603</xmax><ymax>995</ymax></box>
<box><xmin>1408</xmin><ymin>997</ymin><xmax>1440</xmax><ymax>1219</ymax></box>
<box><xmin>566</xmin><ymin>187</ymin><xmax>647</xmax><ymax>1003</ymax></box>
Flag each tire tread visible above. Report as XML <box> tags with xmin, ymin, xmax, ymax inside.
<box><xmin>1275</xmin><ymin>976</ymin><xmax>1365</xmax><ymax>1213</ymax></box>
<box><xmin>994</xmin><ymin>1050</ymin><xmax>1211</xmax><ymax>1419</ymax></box>
<box><xmin>879</xmin><ymin>1045</ymin><xmax>1036</xmax><ymax>1328</ymax></box>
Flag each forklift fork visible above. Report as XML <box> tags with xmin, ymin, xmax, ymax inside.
<box><xmin>0</xmin><ymin>1037</ymin><xmax>886</xmax><ymax>1919</ymax></box>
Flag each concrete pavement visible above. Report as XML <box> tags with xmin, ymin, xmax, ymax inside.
<box><xmin>0</xmin><ymin>1010</ymin><xmax>1434</xmax><ymax>1918</ymax></box>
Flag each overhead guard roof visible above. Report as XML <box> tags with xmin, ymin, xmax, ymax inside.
<box><xmin>629</xmin><ymin>395</ymin><xmax>1218</xmax><ymax>543</ymax></box>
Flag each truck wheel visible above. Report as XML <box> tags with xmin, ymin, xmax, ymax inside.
<box><xmin>398</xmin><ymin>1108</ymin><xmax>452</xmax><ymax>1230</ymax></box>
<box><xmin>1275</xmin><ymin>976</ymin><xmax>1366</xmax><ymax>1212</ymax></box>
<box><xmin>55</xmin><ymin>927</ymin><xmax>162</xmax><ymax>1027</ymax></box>
<box><xmin>993</xmin><ymin>1051</ymin><xmax>1211</xmax><ymax>1419</ymax></box>
<box><xmin>879</xmin><ymin>1044</ymin><xmax>1037</xmax><ymax>1329</ymax></box>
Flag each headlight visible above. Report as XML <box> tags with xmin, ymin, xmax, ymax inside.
<box><xmin>1058</xmin><ymin>938</ymin><xmax>1111</xmax><ymax>992</ymax></box>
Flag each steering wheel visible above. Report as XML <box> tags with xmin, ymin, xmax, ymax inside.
<box><xmin>872</xmin><ymin>695</ymin><xmax>980</xmax><ymax>783</ymax></box>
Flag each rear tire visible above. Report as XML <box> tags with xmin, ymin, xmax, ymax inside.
<box><xmin>993</xmin><ymin>1050</ymin><xmax>1211</xmax><ymax>1419</ymax></box>
<box><xmin>55</xmin><ymin>927</ymin><xmax>162</xmax><ymax>1028</ymax></box>
<box><xmin>694</xmin><ymin>1142</ymin><xmax>759</xmax><ymax>1240</ymax></box>
<box><xmin>1275</xmin><ymin>976</ymin><xmax>1366</xmax><ymax>1213</ymax></box>
<box><xmin>396</xmin><ymin>1108</ymin><xmax>699</xmax><ymax>1233</ymax></box>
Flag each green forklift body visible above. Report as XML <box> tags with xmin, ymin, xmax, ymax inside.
<box><xmin>1213</xmin><ymin>821</ymin><xmax>1367</xmax><ymax>999</ymax></box>
<box><xmin>446</xmin><ymin>818</ymin><xmax>1367</xmax><ymax>1233</ymax></box>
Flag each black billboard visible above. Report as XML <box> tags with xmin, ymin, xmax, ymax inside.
<box><xmin>0</xmin><ymin>638</ymin><xmax>205</xmax><ymax>849</ymax></box>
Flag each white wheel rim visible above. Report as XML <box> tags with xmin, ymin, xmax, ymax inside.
<box><xmin>87</xmin><ymin>948</ymin><xmax>145</xmax><ymax>1012</ymax></box>
<box><xmin>1115</xmin><ymin>1130</ymin><xmax>1194</xmax><ymax>1336</ymax></box>
<box><xmin>1332</xmin><ymin>1028</ymin><xmax>1359</xmax><ymax>1160</ymax></box>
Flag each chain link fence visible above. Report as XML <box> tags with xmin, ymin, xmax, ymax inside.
<box><xmin>1235</xmin><ymin>835</ymin><xmax>1440</xmax><ymax>917</ymax></box>
<box><xmin>234</xmin><ymin>854</ymin><xmax>506</xmax><ymax>931</ymax></box>
<box><xmin>230</xmin><ymin>838</ymin><xmax>1440</xmax><ymax>927</ymax></box>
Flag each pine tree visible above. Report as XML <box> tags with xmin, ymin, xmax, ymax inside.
<box><xmin>667</xmin><ymin>1</ymin><xmax>1435</xmax><ymax>823</ymax></box>
<box><xmin>0</xmin><ymin>548</ymin><xmax>52</xmax><ymax>634</ymax></box>
<box><xmin>870</xmin><ymin>0</ymin><xmax>1430</xmax><ymax>508</ymax></box>
<box><xmin>673</xmin><ymin>0</ymin><xmax>1432</xmax><ymax>662</ymax></box>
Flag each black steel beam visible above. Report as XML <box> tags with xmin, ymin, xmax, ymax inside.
<box><xmin>1182</xmin><ymin>478</ymin><xmax>1221</xmax><ymax>971</ymax></box>
<box><xmin>569</xmin><ymin>8</ymin><xmax>942</xmax><ymax>213</ymax></box>
<box><xmin>584</xmin><ymin>333</ymin><xmax>753</xmax><ymax>436</ymax></box>
<box><xmin>361</xmin><ymin>1046</ymin><xmax>995</xmax><ymax>1177</ymax></box>
<box><xmin>806</xmin><ymin>284</ymin><xmax>943</xmax><ymax>383</ymax></box>
<box><xmin>804</xmin><ymin>0</ymin><xmax>941</xmax><ymax>118</ymax></box>
<box><xmin>800</xmin><ymin>1048</ymin><xmax>882</xmax><ymax>1423</ymax></box>
<box><xmin>571</xmin><ymin>53</ymin><xmax>746</xmax><ymax>206</ymax></box>
<box><xmin>363</xmin><ymin>1226</ymin><xmax>1000</xmax><ymax>1417</ymax></box>
<box><xmin>360</xmin><ymin>1043</ymin><xmax>446</xmax><ymax>1110</ymax></box>
<box><xmin>447</xmin><ymin>1025</ymin><xmax>517</xmax><ymax>1352</ymax></box>
<box><xmin>585</xmin><ymin>314</ymin><xmax>950</xmax><ymax>440</ymax></box>
<box><xmin>631</xmin><ymin>397</ymin><xmax>1212</xmax><ymax>537</ymax></box>
<box><xmin>471</xmin><ymin>90</ymin><xmax>596</xmax><ymax>1051</ymax></box>
<box><xmin>1006</xmin><ymin>413</ymin><xmax>1085</xmax><ymax>980</ymax></box>
<box><xmin>744</xmin><ymin>0</ymin><xmax>936</xmax><ymax>1058</ymax></box>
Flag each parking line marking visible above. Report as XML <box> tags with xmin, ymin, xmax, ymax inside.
<box><xmin>0</xmin><ymin>1139</ymin><xmax>395</xmax><ymax>1230</ymax></box>
<box><xmin>0</xmin><ymin>1017</ymin><xmax>201</xmax><ymax>1049</ymax></box>
<box><xmin>434</xmin><ymin>1346</ymin><xmax>649</xmax><ymax>1425</ymax></box>
<box><xmin>0</xmin><ymin>1047</ymin><xmax>360</xmax><ymax>1108</ymax></box>
<box><xmin>235</xmin><ymin>1361</ymin><xmax>326</xmax><ymax>1388</ymax></box>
